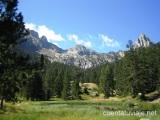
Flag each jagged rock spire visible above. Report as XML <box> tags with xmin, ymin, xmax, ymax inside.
<box><xmin>133</xmin><ymin>33</ymin><xmax>152</xmax><ymax>48</ymax></box>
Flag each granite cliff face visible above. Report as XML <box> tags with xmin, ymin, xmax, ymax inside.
<box><xmin>19</xmin><ymin>30</ymin><xmax>151</xmax><ymax>69</ymax></box>
<box><xmin>133</xmin><ymin>33</ymin><xmax>152</xmax><ymax>48</ymax></box>
<box><xmin>38</xmin><ymin>44</ymin><xmax>123</xmax><ymax>69</ymax></box>
<box><xmin>19</xmin><ymin>30</ymin><xmax>64</xmax><ymax>53</ymax></box>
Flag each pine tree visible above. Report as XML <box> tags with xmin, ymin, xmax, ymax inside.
<box><xmin>126</xmin><ymin>40</ymin><xmax>139</xmax><ymax>97</ymax></box>
<box><xmin>99</xmin><ymin>64</ymin><xmax>114</xmax><ymax>98</ymax></box>
<box><xmin>71</xmin><ymin>69</ymin><xmax>81</xmax><ymax>99</ymax></box>
<box><xmin>114</xmin><ymin>58</ymin><xmax>132</xmax><ymax>96</ymax></box>
<box><xmin>54</xmin><ymin>70</ymin><xmax>64</xmax><ymax>97</ymax></box>
<box><xmin>62</xmin><ymin>70</ymin><xmax>71</xmax><ymax>100</ymax></box>
<box><xmin>26</xmin><ymin>55</ymin><xmax>47</xmax><ymax>100</ymax></box>
<box><xmin>71</xmin><ymin>80</ymin><xmax>80</xmax><ymax>99</ymax></box>
<box><xmin>0</xmin><ymin>0</ymin><xmax>27</xmax><ymax>109</ymax></box>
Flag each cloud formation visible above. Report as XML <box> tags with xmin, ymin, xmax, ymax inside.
<box><xmin>99</xmin><ymin>34</ymin><xmax>119</xmax><ymax>47</ymax></box>
<box><xmin>67</xmin><ymin>34</ymin><xmax>92</xmax><ymax>48</ymax></box>
<box><xmin>25</xmin><ymin>23</ymin><xmax>64</xmax><ymax>43</ymax></box>
<box><xmin>25</xmin><ymin>23</ymin><xmax>120</xmax><ymax>52</ymax></box>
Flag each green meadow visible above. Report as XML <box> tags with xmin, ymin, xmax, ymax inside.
<box><xmin>0</xmin><ymin>98</ymin><xmax>159</xmax><ymax>120</ymax></box>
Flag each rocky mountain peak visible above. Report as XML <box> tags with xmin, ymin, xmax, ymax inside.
<box><xmin>20</xmin><ymin>30</ymin><xmax>153</xmax><ymax>69</ymax></box>
<box><xmin>75</xmin><ymin>44</ymin><xmax>87</xmax><ymax>50</ymax></box>
<box><xmin>67</xmin><ymin>44</ymin><xmax>97</xmax><ymax>56</ymax></box>
<box><xmin>40</xmin><ymin>36</ymin><xmax>48</xmax><ymax>43</ymax></box>
<box><xmin>133</xmin><ymin>33</ymin><xmax>152</xmax><ymax>48</ymax></box>
<box><xmin>19</xmin><ymin>30</ymin><xmax>64</xmax><ymax>53</ymax></box>
<box><xmin>29</xmin><ymin>30</ymin><xmax>39</xmax><ymax>38</ymax></box>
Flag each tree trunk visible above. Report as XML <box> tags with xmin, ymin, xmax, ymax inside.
<box><xmin>0</xmin><ymin>97</ymin><xmax>4</xmax><ymax>109</ymax></box>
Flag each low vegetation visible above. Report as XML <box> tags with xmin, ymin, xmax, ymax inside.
<box><xmin>0</xmin><ymin>98</ymin><xmax>159</xmax><ymax>120</ymax></box>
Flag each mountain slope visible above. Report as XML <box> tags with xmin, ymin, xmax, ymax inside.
<box><xmin>19</xmin><ymin>30</ymin><xmax>64</xmax><ymax>54</ymax></box>
<box><xmin>18</xmin><ymin>30</ymin><xmax>152</xmax><ymax>68</ymax></box>
<box><xmin>39</xmin><ymin>44</ymin><xmax>123</xmax><ymax>69</ymax></box>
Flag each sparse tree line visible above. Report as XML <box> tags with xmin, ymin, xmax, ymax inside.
<box><xmin>0</xmin><ymin>0</ymin><xmax>160</xmax><ymax>109</ymax></box>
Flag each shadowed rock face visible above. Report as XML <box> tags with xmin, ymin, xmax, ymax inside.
<box><xmin>19</xmin><ymin>30</ymin><xmax>152</xmax><ymax>69</ymax></box>
<box><xmin>19</xmin><ymin>30</ymin><xmax>64</xmax><ymax>53</ymax></box>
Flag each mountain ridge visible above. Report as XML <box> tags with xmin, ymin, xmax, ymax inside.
<box><xmin>18</xmin><ymin>30</ymin><xmax>152</xmax><ymax>68</ymax></box>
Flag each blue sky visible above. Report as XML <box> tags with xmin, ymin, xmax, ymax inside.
<box><xmin>19</xmin><ymin>0</ymin><xmax>160</xmax><ymax>53</ymax></box>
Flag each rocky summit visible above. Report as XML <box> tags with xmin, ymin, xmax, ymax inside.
<box><xmin>18</xmin><ymin>30</ymin><xmax>152</xmax><ymax>69</ymax></box>
<box><xmin>133</xmin><ymin>33</ymin><xmax>152</xmax><ymax>48</ymax></box>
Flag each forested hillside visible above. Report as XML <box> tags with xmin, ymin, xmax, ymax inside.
<box><xmin>17</xmin><ymin>42</ymin><xmax>160</xmax><ymax>101</ymax></box>
<box><xmin>48</xmin><ymin>42</ymin><xmax>160</xmax><ymax>97</ymax></box>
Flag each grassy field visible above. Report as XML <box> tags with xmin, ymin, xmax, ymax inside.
<box><xmin>0</xmin><ymin>98</ymin><xmax>159</xmax><ymax>120</ymax></box>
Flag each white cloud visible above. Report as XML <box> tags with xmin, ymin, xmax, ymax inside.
<box><xmin>67</xmin><ymin>34</ymin><xmax>92</xmax><ymax>48</ymax></box>
<box><xmin>24</xmin><ymin>23</ymin><xmax>119</xmax><ymax>51</ymax></box>
<box><xmin>25</xmin><ymin>23</ymin><xmax>64</xmax><ymax>43</ymax></box>
<box><xmin>25</xmin><ymin>23</ymin><xmax>36</xmax><ymax>30</ymax></box>
<box><xmin>99</xmin><ymin>34</ymin><xmax>119</xmax><ymax>47</ymax></box>
<box><xmin>52</xmin><ymin>42</ymin><xmax>60</xmax><ymax>47</ymax></box>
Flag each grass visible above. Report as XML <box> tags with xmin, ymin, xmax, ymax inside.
<box><xmin>0</xmin><ymin>98</ymin><xmax>159</xmax><ymax>120</ymax></box>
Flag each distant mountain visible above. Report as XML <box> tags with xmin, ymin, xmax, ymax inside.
<box><xmin>19</xmin><ymin>30</ymin><xmax>152</xmax><ymax>69</ymax></box>
<box><xmin>19</xmin><ymin>30</ymin><xmax>64</xmax><ymax>54</ymax></box>
<box><xmin>133</xmin><ymin>33</ymin><xmax>152</xmax><ymax>48</ymax></box>
<box><xmin>39</xmin><ymin>44</ymin><xmax>123</xmax><ymax>69</ymax></box>
<box><xmin>67</xmin><ymin>44</ymin><xmax>97</xmax><ymax>56</ymax></box>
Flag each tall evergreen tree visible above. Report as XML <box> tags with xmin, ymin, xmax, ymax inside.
<box><xmin>126</xmin><ymin>40</ymin><xmax>139</xmax><ymax>97</ymax></box>
<box><xmin>0</xmin><ymin>0</ymin><xmax>27</xmax><ymax>109</ymax></box>
<box><xmin>114</xmin><ymin>58</ymin><xmax>132</xmax><ymax>96</ymax></box>
<box><xmin>99</xmin><ymin>64</ymin><xmax>114</xmax><ymax>98</ymax></box>
<box><xmin>62</xmin><ymin>70</ymin><xmax>71</xmax><ymax>100</ymax></box>
<box><xmin>26</xmin><ymin>55</ymin><xmax>47</xmax><ymax>100</ymax></box>
<box><xmin>54</xmin><ymin>69</ymin><xmax>64</xmax><ymax>97</ymax></box>
<box><xmin>71</xmin><ymin>69</ymin><xmax>81</xmax><ymax>99</ymax></box>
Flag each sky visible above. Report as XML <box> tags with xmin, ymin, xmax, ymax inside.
<box><xmin>18</xmin><ymin>0</ymin><xmax>160</xmax><ymax>53</ymax></box>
